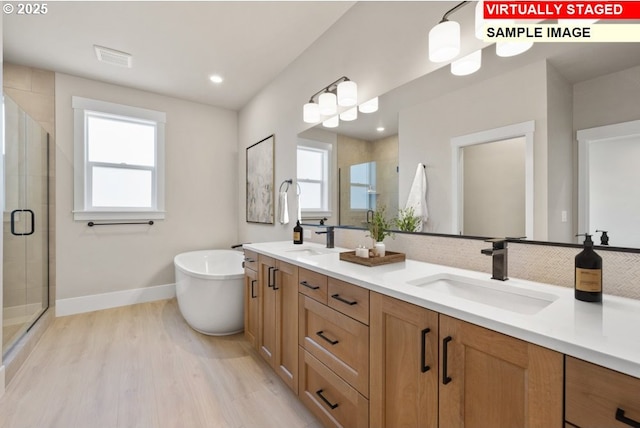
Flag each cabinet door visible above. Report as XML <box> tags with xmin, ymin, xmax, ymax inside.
<box><xmin>275</xmin><ymin>260</ymin><xmax>299</xmax><ymax>393</ymax></box>
<box><xmin>244</xmin><ymin>267</ymin><xmax>259</xmax><ymax>348</ymax></box>
<box><xmin>439</xmin><ymin>315</ymin><xmax>563</xmax><ymax>428</ymax></box>
<box><xmin>370</xmin><ymin>292</ymin><xmax>439</xmax><ymax>428</ymax></box>
<box><xmin>566</xmin><ymin>356</ymin><xmax>640</xmax><ymax>428</ymax></box>
<box><xmin>258</xmin><ymin>255</ymin><xmax>277</xmax><ymax>367</ymax></box>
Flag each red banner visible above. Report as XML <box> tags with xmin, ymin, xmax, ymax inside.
<box><xmin>483</xmin><ymin>1</ymin><xmax>640</xmax><ymax>19</ymax></box>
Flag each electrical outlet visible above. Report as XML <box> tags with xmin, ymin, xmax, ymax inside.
<box><xmin>304</xmin><ymin>229</ymin><xmax>311</xmax><ymax>239</ymax></box>
<box><xmin>561</xmin><ymin>210</ymin><xmax>568</xmax><ymax>223</ymax></box>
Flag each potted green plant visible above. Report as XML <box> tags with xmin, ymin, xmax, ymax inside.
<box><xmin>367</xmin><ymin>206</ymin><xmax>394</xmax><ymax>256</ymax></box>
<box><xmin>395</xmin><ymin>207</ymin><xmax>421</xmax><ymax>232</ymax></box>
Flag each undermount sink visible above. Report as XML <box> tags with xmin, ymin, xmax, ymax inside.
<box><xmin>284</xmin><ymin>246</ymin><xmax>336</xmax><ymax>257</ymax></box>
<box><xmin>407</xmin><ymin>273</ymin><xmax>558</xmax><ymax>315</ymax></box>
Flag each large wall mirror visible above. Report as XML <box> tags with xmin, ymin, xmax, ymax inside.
<box><xmin>297</xmin><ymin>41</ymin><xmax>640</xmax><ymax>249</ymax></box>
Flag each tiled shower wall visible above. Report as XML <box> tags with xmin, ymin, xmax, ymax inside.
<box><xmin>327</xmin><ymin>228</ymin><xmax>640</xmax><ymax>301</ymax></box>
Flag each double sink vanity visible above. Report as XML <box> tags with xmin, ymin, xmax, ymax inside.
<box><xmin>242</xmin><ymin>241</ymin><xmax>640</xmax><ymax>428</ymax></box>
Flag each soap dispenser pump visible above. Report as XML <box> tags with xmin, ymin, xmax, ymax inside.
<box><xmin>574</xmin><ymin>233</ymin><xmax>602</xmax><ymax>302</ymax></box>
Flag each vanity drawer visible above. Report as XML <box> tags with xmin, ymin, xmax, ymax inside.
<box><xmin>298</xmin><ymin>348</ymin><xmax>369</xmax><ymax>428</ymax></box>
<box><xmin>565</xmin><ymin>356</ymin><xmax>640</xmax><ymax>428</ymax></box>
<box><xmin>327</xmin><ymin>278</ymin><xmax>370</xmax><ymax>325</ymax></box>
<box><xmin>243</xmin><ymin>249</ymin><xmax>258</xmax><ymax>272</ymax></box>
<box><xmin>299</xmin><ymin>295</ymin><xmax>369</xmax><ymax>396</ymax></box>
<box><xmin>298</xmin><ymin>268</ymin><xmax>328</xmax><ymax>304</ymax></box>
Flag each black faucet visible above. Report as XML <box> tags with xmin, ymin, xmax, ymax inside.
<box><xmin>315</xmin><ymin>226</ymin><xmax>335</xmax><ymax>248</ymax></box>
<box><xmin>481</xmin><ymin>238</ymin><xmax>508</xmax><ymax>281</ymax></box>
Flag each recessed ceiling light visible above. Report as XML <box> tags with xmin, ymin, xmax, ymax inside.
<box><xmin>376</xmin><ymin>126</ymin><xmax>385</xmax><ymax>132</ymax></box>
<box><xmin>209</xmin><ymin>74</ymin><xmax>223</xmax><ymax>84</ymax></box>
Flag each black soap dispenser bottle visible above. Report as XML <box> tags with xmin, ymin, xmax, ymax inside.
<box><xmin>293</xmin><ymin>220</ymin><xmax>303</xmax><ymax>245</ymax></box>
<box><xmin>574</xmin><ymin>233</ymin><xmax>602</xmax><ymax>302</ymax></box>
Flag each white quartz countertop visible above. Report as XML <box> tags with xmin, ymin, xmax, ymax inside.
<box><xmin>245</xmin><ymin>241</ymin><xmax>640</xmax><ymax>378</ymax></box>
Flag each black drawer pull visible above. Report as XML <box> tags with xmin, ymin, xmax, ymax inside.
<box><xmin>267</xmin><ymin>267</ymin><xmax>274</xmax><ymax>288</ymax></box>
<box><xmin>421</xmin><ymin>327</ymin><xmax>431</xmax><ymax>373</ymax></box>
<box><xmin>300</xmin><ymin>280</ymin><xmax>320</xmax><ymax>290</ymax></box>
<box><xmin>442</xmin><ymin>336</ymin><xmax>452</xmax><ymax>385</ymax></box>
<box><xmin>250</xmin><ymin>280</ymin><xmax>257</xmax><ymax>298</ymax></box>
<box><xmin>271</xmin><ymin>268</ymin><xmax>280</xmax><ymax>290</ymax></box>
<box><xmin>331</xmin><ymin>293</ymin><xmax>357</xmax><ymax>306</ymax></box>
<box><xmin>316</xmin><ymin>330</ymin><xmax>339</xmax><ymax>345</ymax></box>
<box><xmin>316</xmin><ymin>389</ymin><xmax>339</xmax><ymax>410</ymax></box>
<box><xmin>244</xmin><ymin>257</ymin><xmax>255</xmax><ymax>263</ymax></box>
<box><xmin>616</xmin><ymin>408</ymin><xmax>640</xmax><ymax>428</ymax></box>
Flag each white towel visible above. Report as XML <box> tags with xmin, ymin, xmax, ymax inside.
<box><xmin>405</xmin><ymin>163</ymin><xmax>428</xmax><ymax>232</ymax></box>
<box><xmin>279</xmin><ymin>191</ymin><xmax>289</xmax><ymax>224</ymax></box>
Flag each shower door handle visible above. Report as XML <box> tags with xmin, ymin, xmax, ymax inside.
<box><xmin>10</xmin><ymin>209</ymin><xmax>35</xmax><ymax>236</ymax></box>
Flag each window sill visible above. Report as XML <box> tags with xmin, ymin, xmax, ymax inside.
<box><xmin>73</xmin><ymin>210</ymin><xmax>166</xmax><ymax>222</ymax></box>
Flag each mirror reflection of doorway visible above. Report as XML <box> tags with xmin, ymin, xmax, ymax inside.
<box><xmin>578</xmin><ymin>120</ymin><xmax>640</xmax><ymax>247</ymax></box>
<box><xmin>462</xmin><ymin>137</ymin><xmax>526</xmax><ymax>238</ymax></box>
<box><xmin>451</xmin><ymin>120</ymin><xmax>534</xmax><ymax>239</ymax></box>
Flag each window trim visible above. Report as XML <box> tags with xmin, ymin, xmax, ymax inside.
<box><xmin>72</xmin><ymin>96</ymin><xmax>166</xmax><ymax>221</ymax></box>
<box><xmin>297</xmin><ymin>139</ymin><xmax>333</xmax><ymax>217</ymax></box>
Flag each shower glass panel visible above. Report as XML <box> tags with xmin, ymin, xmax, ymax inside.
<box><xmin>2</xmin><ymin>95</ymin><xmax>49</xmax><ymax>357</ymax></box>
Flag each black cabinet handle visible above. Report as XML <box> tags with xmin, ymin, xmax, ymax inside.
<box><xmin>331</xmin><ymin>293</ymin><xmax>357</xmax><ymax>306</ymax></box>
<box><xmin>300</xmin><ymin>280</ymin><xmax>320</xmax><ymax>290</ymax></box>
<box><xmin>316</xmin><ymin>330</ymin><xmax>339</xmax><ymax>345</ymax></box>
<box><xmin>244</xmin><ymin>257</ymin><xmax>255</xmax><ymax>263</ymax></box>
<box><xmin>442</xmin><ymin>336</ymin><xmax>452</xmax><ymax>385</ymax></box>
<box><xmin>616</xmin><ymin>408</ymin><xmax>640</xmax><ymax>428</ymax></box>
<box><xmin>421</xmin><ymin>328</ymin><xmax>431</xmax><ymax>373</ymax></box>
<box><xmin>267</xmin><ymin>267</ymin><xmax>274</xmax><ymax>288</ymax></box>
<box><xmin>250</xmin><ymin>280</ymin><xmax>257</xmax><ymax>298</ymax></box>
<box><xmin>316</xmin><ymin>389</ymin><xmax>339</xmax><ymax>410</ymax></box>
<box><xmin>271</xmin><ymin>268</ymin><xmax>280</xmax><ymax>290</ymax></box>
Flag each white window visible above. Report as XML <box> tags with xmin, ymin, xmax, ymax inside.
<box><xmin>72</xmin><ymin>96</ymin><xmax>166</xmax><ymax>221</ymax></box>
<box><xmin>297</xmin><ymin>139</ymin><xmax>332</xmax><ymax>217</ymax></box>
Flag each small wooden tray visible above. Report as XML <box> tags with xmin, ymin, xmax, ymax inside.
<box><xmin>339</xmin><ymin>250</ymin><xmax>406</xmax><ymax>267</ymax></box>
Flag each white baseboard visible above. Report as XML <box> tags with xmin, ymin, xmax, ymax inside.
<box><xmin>0</xmin><ymin>365</ymin><xmax>5</xmax><ymax>397</ymax></box>
<box><xmin>4</xmin><ymin>303</ymin><xmax>43</xmax><ymax>326</ymax></box>
<box><xmin>56</xmin><ymin>283</ymin><xmax>176</xmax><ymax>317</ymax></box>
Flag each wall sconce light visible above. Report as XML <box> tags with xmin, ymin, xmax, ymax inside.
<box><xmin>340</xmin><ymin>107</ymin><xmax>358</xmax><ymax>121</ymax></box>
<box><xmin>358</xmin><ymin>97</ymin><xmax>378</xmax><ymax>114</ymax></box>
<box><xmin>322</xmin><ymin>115</ymin><xmax>339</xmax><ymax>128</ymax></box>
<box><xmin>451</xmin><ymin>49</ymin><xmax>482</xmax><ymax>76</ymax></box>
<box><xmin>429</xmin><ymin>1</ymin><xmax>469</xmax><ymax>63</ymax></box>
<box><xmin>303</xmin><ymin>76</ymin><xmax>357</xmax><ymax>124</ymax></box>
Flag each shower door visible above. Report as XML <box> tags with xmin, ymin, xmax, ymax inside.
<box><xmin>2</xmin><ymin>95</ymin><xmax>50</xmax><ymax>357</ymax></box>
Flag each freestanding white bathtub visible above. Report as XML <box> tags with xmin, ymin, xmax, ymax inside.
<box><xmin>174</xmin><ymin>249</ymin><xmax>245</xmax><ymax>335</ymax></box>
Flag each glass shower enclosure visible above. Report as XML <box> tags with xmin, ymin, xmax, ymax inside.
<box><xmin>2</xmin><ymin>94</ymin><xmax>50</xmax><ymax>357</ymax></box>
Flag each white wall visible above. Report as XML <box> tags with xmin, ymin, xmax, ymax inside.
<box><xmin>546</xmin><ymin>63</ymin><xmax>574</xmax><ymax>242</ymax></box>
<box><xmin>55</xmin><ymin>73</ymin><xmax>237</xmax><ymax>301</ymax></box>
<box><xmin>237</xmin><ymin>2</ymin><xmax>483</xmax><ymax>243</ymax></box>
<box><xmin>574</xmin><ymin>64</ymin><xmax>640</xmax><ymax>131</ymax></box>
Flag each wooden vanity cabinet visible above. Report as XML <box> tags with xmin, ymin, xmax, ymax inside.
<box><xmin>565</xmin><ymin>356</ymin><xmax>640</xmax><ymax>428</ymax></box>
<box><xmin>370</xmin><ymin>292</ymin><xmax>439</xmax><ymax>428</ymax></box>
<box><xmin>438</xmin><ymin>314</ymin><xmax>563</xmax><ymax>427</ymax></box>
<box><xmin>370</xmin><ymin>292</ymin><xmax>564</xmax><ymax>428</ymax></box>
<box><xmin>243</xmin><ymin>249</ymin><xmax>259</xmax><ymax>348</ymax></box>
<box><xmin>257</xmin><ymin>255</ymin><xmax>299</xmax><ymax>393</ymax></box>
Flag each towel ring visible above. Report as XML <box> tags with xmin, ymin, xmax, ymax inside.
<box><xmin>279</xmin><ymin>179</ymin><xmax>293</xmax><ymax>193</ymax></box>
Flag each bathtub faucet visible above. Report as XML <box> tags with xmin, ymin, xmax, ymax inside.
<box><xmin>231</xmin><ymin>243</ymin><xmax>250</xmax><ymax>250</ymax></box>
<box><xmin>315</xmin><ymin>226</ymin><xmax>335</xmax><ymax>249</ymax></box>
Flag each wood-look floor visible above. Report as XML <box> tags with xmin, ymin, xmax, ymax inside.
<box><xmin>0</xmin><ymin>299</ymin><xmax>321</xmax><ymax>428</ymax></box>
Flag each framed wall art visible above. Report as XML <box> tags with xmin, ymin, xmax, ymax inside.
<box><xmin>246</xmin><ymin>134</ymin><xmax>275</xmax><ymax>224</ymax></box>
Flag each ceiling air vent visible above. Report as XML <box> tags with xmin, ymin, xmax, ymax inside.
<box><xmin>94</xmin><ymin>45</ymin><xmax>132</xmax><ymax>68</ymax></box>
